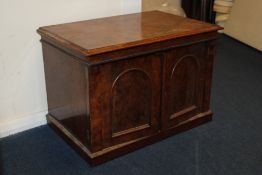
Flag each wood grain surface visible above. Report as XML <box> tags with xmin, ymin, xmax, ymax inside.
<box><xmin>38</xmin><ymin>11</ymin><xmax>221</xmax><ymax>56</ymax></box>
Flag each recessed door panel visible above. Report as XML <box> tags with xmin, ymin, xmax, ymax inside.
<box><xmin>169</xmin><ymin>55</ymin><xmax>199</xmax><ymax>118</ymax></box>
<box><xmin>89</xmin><ymin>54</ymin><xmax>161</xmax><ymax>149</ymax></box>
<box><xmin>111</xmin><ymin>69</ymin><xmax>152</xmax><ymax>137</ymax></box>
<box><xmin>162</xmin><ymin>43</ymin><xmax>206</xmax><ymax>128</ymax></box>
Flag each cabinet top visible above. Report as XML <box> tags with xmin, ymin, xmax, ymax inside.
<box><xmin>37</xmin><ymin>11</ymin><xmax>221</xmax><ymax>56</ymax></box>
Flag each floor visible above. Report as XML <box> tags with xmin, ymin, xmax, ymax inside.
<box><xmin>1</xmin><ymin>35</ymin><xmax>262</xmax><ymax>175</ymax></box>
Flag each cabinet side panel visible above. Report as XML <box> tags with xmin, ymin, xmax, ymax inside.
<box><xmin>42</xmin><ymin>42</ymin><xmax>90</xmax><ymax>146</ymax></box>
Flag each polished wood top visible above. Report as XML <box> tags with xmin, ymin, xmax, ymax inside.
<box><xmin>37</xmin><ymin>11</ymin><xmax>222</xmax><ymax>56</ymax></box>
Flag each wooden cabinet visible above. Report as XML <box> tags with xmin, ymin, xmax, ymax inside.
<box><xmin>37</xmin><ymin>11</ymin><xmax>221</xmax><ymax>165</ymax></box>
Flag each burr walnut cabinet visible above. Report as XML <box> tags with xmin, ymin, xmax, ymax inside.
<box><xmin>37</xmin><ymin>11</ymin><xmax>221</xmax><ymax>165</ymax></box>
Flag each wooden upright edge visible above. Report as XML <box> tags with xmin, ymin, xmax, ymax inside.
<box><xmin>47</xmin><ymin>110</ymin><xmax>212</xmax><ymax>166</ymax></box>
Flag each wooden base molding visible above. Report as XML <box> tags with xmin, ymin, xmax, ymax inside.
<box><xmin>47</xmin><ymin>111</ymin><xmax>212</xmax><ymax>166</ymax></box>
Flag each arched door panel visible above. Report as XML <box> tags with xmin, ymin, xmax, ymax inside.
<box><xmin>162</xmin><ymin>43</ymin><xmax>206</xmax><ymax>128</ymax></box>
<box><xmin>89</xmin><ymin>54</ymin><xmax>161</xmax><ymax>148</ymax></box>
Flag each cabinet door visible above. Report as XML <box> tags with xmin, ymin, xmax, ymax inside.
<box><xmin>161</xmin><ymin>43</ymin><xmax>207</xmax><ymax>129</ymax></box>
<box><xmin>89</xmin><ymin>54</ymin><xmax>161</xmax><ymax>150</ymax></box>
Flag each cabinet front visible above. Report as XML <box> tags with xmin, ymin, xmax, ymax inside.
<box><xmin>89</xmin><ymin>54</ymin><xmax>161</xmax><ymax>150</ymax></box>
<box><xmin>162</xmin><ymin>43</ymin><xmax>207</xmax><ymax>129</ymax></box>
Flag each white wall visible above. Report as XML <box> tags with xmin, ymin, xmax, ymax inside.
<box><xmin>224</xmin><ymin>0</ymin><xmax>262</xmax><ymax>51</ymax></box>
<box><xmin>0</xmin><ymin>0</ymin><xmax>141</xmax><ymax>138</ymax></box>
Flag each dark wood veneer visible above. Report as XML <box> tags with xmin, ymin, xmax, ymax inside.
<box><xmin>38</xmin><ymin>11</ymin><xmax>221</xmax><ymax>165</ymax></box>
